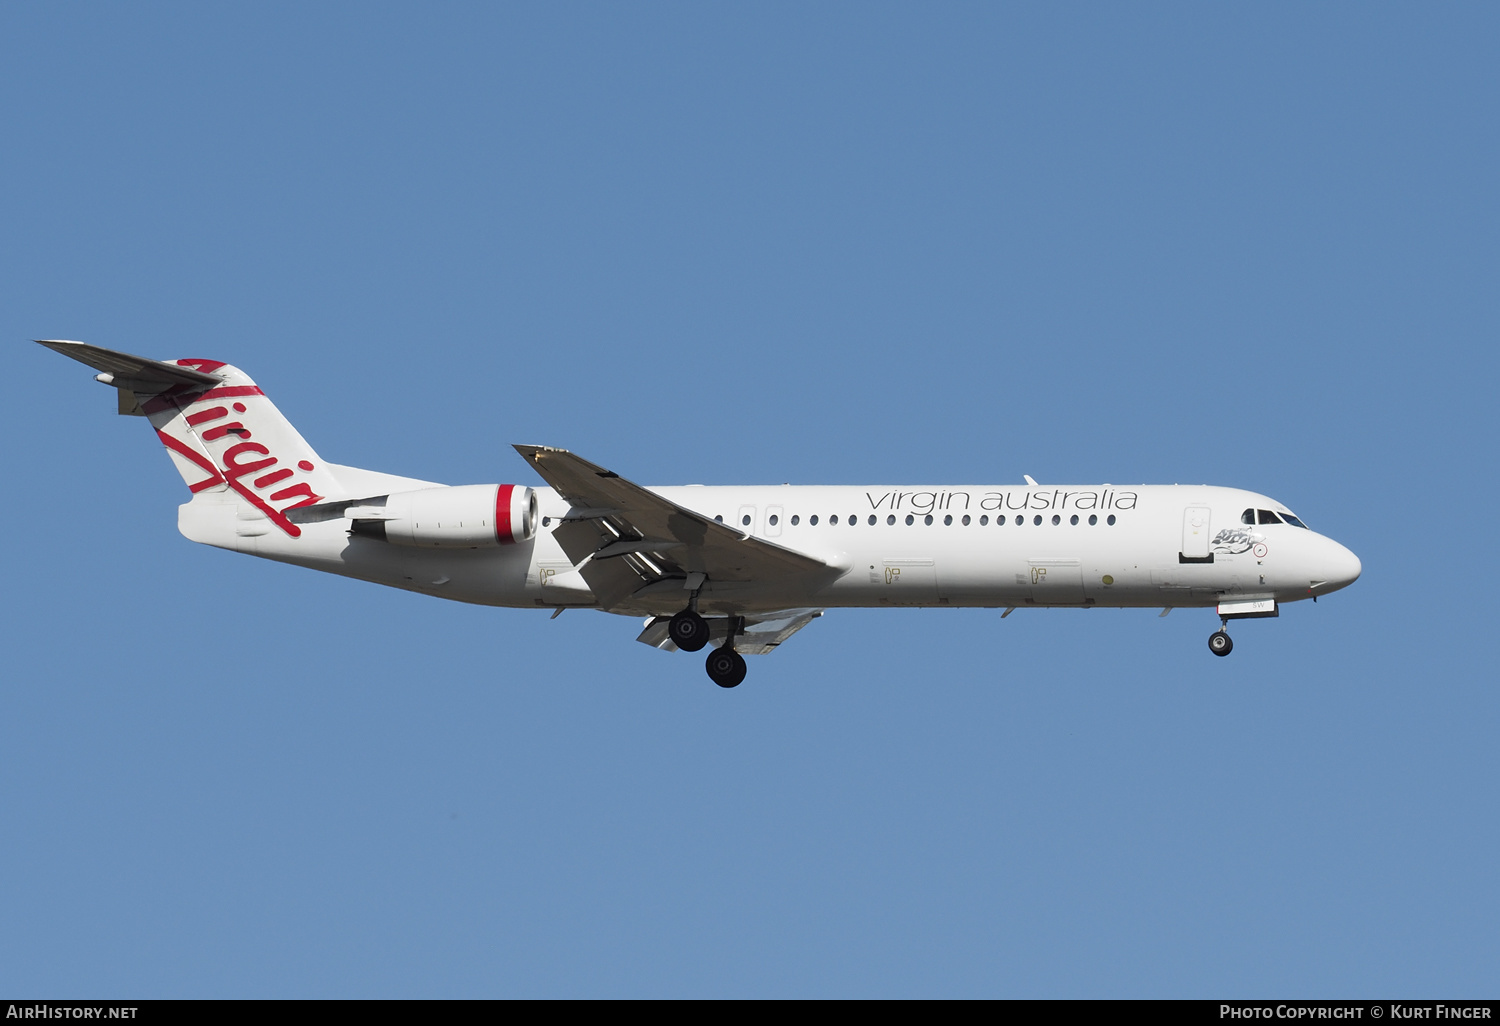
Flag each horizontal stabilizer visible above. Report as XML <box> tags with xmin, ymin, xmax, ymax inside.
<box><xmin>36</xmin><ymin>339</ymin><xmax>222</xmax><ymax>390</ymax></box>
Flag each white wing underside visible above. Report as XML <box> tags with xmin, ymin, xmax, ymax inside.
<box><xmin>635</xmin><ymin>608</ymin><xmax>823</xmax><ymax>656</ymax></box>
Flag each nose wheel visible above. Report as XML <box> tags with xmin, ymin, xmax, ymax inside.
<box><xmin>1208</xmin><ymin>628</ymin><xmax>1234</xmax><ymax>657</ymax></box>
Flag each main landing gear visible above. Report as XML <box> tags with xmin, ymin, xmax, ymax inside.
<box><xmin>668</xmin><ymin>577</ymin><xmax>748</xmax><ymax>687</ymax></box>
<box><xmin>668</xmin><ymin>608</ymin><xmax>710</xmax><ymax>652</ymax></box>
<box><xmin>704</xmin><ymin>616</ymin><xmax>748</xmax><ymax>688</ymax></box>
<box><xmin>705</xmin><ymin>642</ymin><xmax>747</xmax><ymax>688</ymax></box>
<box><xmin>669</xmin><ymin>575</ymin><xmax>712</xmax><ymax>652</ymax></box>
<box><xmin>1208</xmin><ymin>619</ymin><xmax>1234</xmax><ymax>657</ymax></box>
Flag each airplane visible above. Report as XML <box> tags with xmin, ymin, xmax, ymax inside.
<box><xmin>40</xmin><ymin>339</ymin><xmax>1362</xmax><ymax>687</ymax></box>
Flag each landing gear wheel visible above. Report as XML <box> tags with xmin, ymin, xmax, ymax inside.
<box><xmin>1208</xmin><ymin>631</ymin><xmax>1234</xmax><ymax>657</ymax></box>
<box><xmin>668</xmin><ymin>609</ymin><xmax>710</xmax><ymax>652</ymax></box>
<box><xmin>705</xmin><ymin>646</ymin><xmax>747</xmax><ymax>688</ymax></box>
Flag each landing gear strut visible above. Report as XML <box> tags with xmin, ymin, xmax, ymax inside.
<box><xmin>1208</xmin><ymin>621</ymin><xmax>1234</xmax><ymax>657</ymax></box>
<box><xmin>705</xmin><ymin>616</ymin><xmax>747</xmax><ymax>688</ymax></box>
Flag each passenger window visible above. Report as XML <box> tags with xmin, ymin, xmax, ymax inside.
<box><xmin>1242</xmin><ymin>509</ymin><xmax>1255</xmax><ymax>525</ymax></box>
<box><xmin>1089</xmin><ymin>514</ymin><xmax>1097</xmax><ymax>525</ymax></box>
<box><xmin>1107</xmin><ymin>515</ymin><xmax>1116</xmax><ymax>525</ymax></box>
<box><xmin>1070</xmin><ymin>514</ymin><xmax>1078</xmax><ymax>525</ymax></box>
<box><xmin>1051</xmin><ymin>515</ymin><xmax>1060</xmax><ymax>525</ymax></box>
<box><xmin>996</xmin><ymin>515</ymin><xmax>1005</xmax><ymax>525</ymax></box>
<box><xmin>830</xmin><ymin>514</ymin><xmax>839</xmax><ymax>525</ymax></box>
<box><xmin>810</xmin><ymin>515</ymin><xmax>819</xmax><ymax>526</ymax></box>
<box><xmin>1033</xmin><ymin>515</ymin><xmax>1042</xmax><ymax>526</ymax></box>
<box><xmin>1258</xmin><ymin>509</ymin><xmax>1282</xmax><ymax>525</ymax></box>
<box><xmin>887</xmin><ymin>514</ymin><xmax>896</xmax><ymax>525</ymax></box>
<box><xmin>790</xmin><ymin>515</ymin><xmax>799</xmax><ymax>526</ymax></box>
<box><xmin>741</xmin><ymin>515</ymin><xmax>751</xmax><ymax>526</ymax></box>
<box><xmin>849</xmin><ymin>514</ymin><xmax>857</xmax><ymax>525</ymax></box>
<box><xmin>905</xmin><ymin>514</ymin><xmax>914</xmax><ymax>525</ymax></box>
<box><xmin>1282</xmin><ymin>513</ymin><xmax>1308</xmax><ymax>529</ymax></box>
<box><xmin>768</xmin><ymin>514</ymin><xmax>779</xmax><ymax>526</ymax></box>
<box><xmin>715</xmin><ymin>515</ymin><xmax>723</xmax><ymax>523</ymax></box>
<box><xmin>980</xmin><ymin>515</ymin><xmax>989</xmax><ymax>525</ymax></box>
<box><xmin>868</xmin><ymin>515</ymin><xmax>876</xmax><ymax>526</ymax></box>
<box><xmin>943</xmin><ymin>515</ymin><xmax>952</xmax><ymax>525</ymax></box>
<box><xmin>962</xmin><ymin>515</ymin><xmax>971</xmax><ymax>526</ymax></box>
<box><xmin>924</xmin><ymin>514</ymin><xmax>934</xmax><ymax>525</ymax></box>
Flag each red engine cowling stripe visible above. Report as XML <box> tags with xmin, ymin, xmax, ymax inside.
<box><xmin>495</xmin><ymin>484</ymin><xmax>515</xmax><ymax>544</ymax></box>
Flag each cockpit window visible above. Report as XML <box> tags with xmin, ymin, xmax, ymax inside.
<box><xmin>1281</xmin><ymin>513</ymin><xmax>1308</xmax><ymax>529</ymax></box>
<box><xmin>1257</xmin><ymin>509</ymin><xmax>1283</xmax><ymax>525</ymax></box>
<box><xmin>1241</xmin><ymin>509</ymin><xmax>1255</xmax><ymax>525</ymax></box>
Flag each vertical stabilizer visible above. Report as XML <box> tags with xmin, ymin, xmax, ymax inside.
<box><xmin>40</xmin><ymin>340</ymin><xmax>347</xmax><ymax>540</ymax></box>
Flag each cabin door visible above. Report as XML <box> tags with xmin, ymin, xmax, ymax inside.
<box><xmin>1181</xmin><ymin>506</ymin><xmax>1212</xmax><ymax>561</ymax></box>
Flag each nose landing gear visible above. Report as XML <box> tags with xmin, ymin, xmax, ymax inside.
<box><xmin>1208</xmin><ymin>620</ymin><xmax>1234</xmax><ymax>657</ymax></box>
<box><xmin>1208</xmin><ymin>599</ymin><xmax>1278</xmax><ymax>656</ymax></box>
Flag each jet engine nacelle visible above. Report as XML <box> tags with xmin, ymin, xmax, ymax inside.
<box><xmin>349</xmin><ymin>484</ymin><xmax>536</xmax><ymax>547</ymax></box>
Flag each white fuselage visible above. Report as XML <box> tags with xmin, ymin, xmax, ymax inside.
<box><xmin>203</xmin><ymin>481</ymin><xmax>1363</xmax><ymax>618</ymax></box>
<box><xmin>39</xmin><ymin>341</ymin><xmax>1361</xmax><ymax>673</ymax></box>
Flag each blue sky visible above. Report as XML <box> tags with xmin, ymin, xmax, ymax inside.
<box><xmin>2</xmin><ymin>2</ymin><xmax>1496</xmax><ymax>997</ymax></box>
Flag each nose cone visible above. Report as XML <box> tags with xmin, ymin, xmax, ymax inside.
<box><xmin>1318</xmin><ymin>538</ymin><xmax>1362</xmax><ymax>595</ymax></box>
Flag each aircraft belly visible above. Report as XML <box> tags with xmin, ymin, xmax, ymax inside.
<box><xmin>390</xmin><ymin>545</ymin><xmax>535</xmax><ymax>605</ymax></box>
<box><xmin>935</xmin><ymin>547</ymin><xmax>1012</xmax><ymax>606</ymax></box>
<box><xmin>1149</xmin><ymin>560</ymin><xmax>1229</xmax><ymax>605</ymax></box>
<box><xmin>242</xmin><ymin>522</ymin><xmax>538</xmax><ymax>607</ymax></box>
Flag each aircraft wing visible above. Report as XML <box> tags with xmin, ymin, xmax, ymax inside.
<box><xmin>514</xmin><ymin>444</ymin><xmax>839</xmax><ymax>610</ymax></box>
<box><xmin>636</xmin><ymin>607</ymin><xmax>823</xmax><ymax>656</ymax></box>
